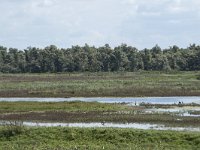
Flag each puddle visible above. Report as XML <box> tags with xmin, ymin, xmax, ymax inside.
<box><xmin>181</xmin><ymin>112</ymin><xmax>200</xmax><ymax>117</ymax></box>
<box><xmin>1</xmin><ymin>121</ymin><xmax>200</xmax><ymax>132</ymax></box>
<box><xmin>145</xmin><ymin>107</ymin><xmax>200</xmax><ymax>117</ymax></box>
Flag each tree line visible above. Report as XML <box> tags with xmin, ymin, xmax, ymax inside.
<box><xmin>0</xmin><ymin>44</ymin><xmax>200</xmax><ymax>73</ymax></box>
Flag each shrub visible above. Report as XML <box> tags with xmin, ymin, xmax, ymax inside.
<box><xmin>0</xmin><ymin>121</ymin><xmax>25</xmax><ymax>138</ymax></box>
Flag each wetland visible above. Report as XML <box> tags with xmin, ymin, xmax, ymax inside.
<box><xmin>1</xmin><ymin>72</ymin><xmax>200</xmax><ymax>149</ymax></box>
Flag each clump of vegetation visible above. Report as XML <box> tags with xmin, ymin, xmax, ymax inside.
<box><xmin>196</xmin><ymin>74</ymin><xmax>200</xmax><ymax>80</ymax></box>
<box><xmin>0</xmin><ymin>121</ymin><xmax>25</xmax><ymax>139</ymax></box>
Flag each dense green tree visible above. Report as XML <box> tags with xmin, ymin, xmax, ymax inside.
<box><xmin>98</xmin><ymin>44</ymin><xmax>113</xmax><ymax>71</ymax></box>
<box><xmin>0</xmin><ymin>44</ymin><xmax>200</xmax><ymax>73</ymax></box>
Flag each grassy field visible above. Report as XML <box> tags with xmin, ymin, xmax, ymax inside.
<box><xmin>0</xmin><ymin>101</ymin><xmax>129</xmax><ymax>112</ymax></box>
<box><xmin>1</xmin><ymin>71</ymin><xmax>200</xmax><ymax>150</ymax></box>
<box><xmin>0</xmin><ymin>127</ymin><xmax>199</xmax><ymax>150</ymax></box>
<box><xmin>0</xmin><ymin>71</ymin><xmax>200</xmax><ymax>97</ymax></box>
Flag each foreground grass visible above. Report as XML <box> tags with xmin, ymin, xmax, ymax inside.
<box><xmin>0</xmin><ymin>127</ymin><xmax>199</xmax><ymax>150</ymax></box>
<box><xmin>0</xmin><ymin>71</ymin><xmax>200</xmax><ymax>97</ymax></box>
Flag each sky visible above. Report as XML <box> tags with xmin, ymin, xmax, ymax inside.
<box><xmin>0</xmin><ymin>0</ymin><xmax>200</xmax><ymax>50</ymax></box>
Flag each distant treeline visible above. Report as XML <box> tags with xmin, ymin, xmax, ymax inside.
<box><xmin>0</xmin><ymin>44</ymin><xmax>200</xmax><ymax>73</ymax></box>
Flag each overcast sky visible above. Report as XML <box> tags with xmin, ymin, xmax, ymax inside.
<box><xmin>0</xmin><ymin>0</ymin><xmax>200</xmax><ymax>49</ymax></box>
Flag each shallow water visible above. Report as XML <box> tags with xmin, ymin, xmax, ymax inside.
<box><xmin>181</xmin><ymin>112</ymin><xmax>200</xmax><ymax>117</ymax></box>
<box><xmin>1</xmin><ymin>121</ymin><xmax>199</xmax><ymax>132</ymax></box>
<box><xmin>0</xmin><ymin>96</ymin><xmax>200</xmax><ymax>104</ymax></box>
<box><xmin>145</xmin><ymin>107</ymin><xmax>200</xmax><ymax>117</ymax></box>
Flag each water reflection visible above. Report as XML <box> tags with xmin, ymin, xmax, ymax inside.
<box><xmin>1</xmin><ymin>121</ymin><xmax>200</xmax><ymax>132</ymax></box>
<box><xmin>145</xmin><ymin>107</ymin><xmax>200</xmax><ymax>117</ymax></box>
<box><xmin>0</xmin><ymin>96</ymin><xmax>200</xmax><ymax>104</ymax></box>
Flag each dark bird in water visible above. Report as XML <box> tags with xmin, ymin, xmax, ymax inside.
<box><xmin>101</xmin><ymin>121</ymin><xmax>105</xmax><ymax>125</ymax></box>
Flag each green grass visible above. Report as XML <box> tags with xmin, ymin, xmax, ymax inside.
<box><xmin>0</xmin><ymin>127</ymin><xmax>199</xmax><ymax>150</ymax></box>
<box><xmin>0</xmin><ymin>101</ymin><xmax>128</xmax><ymax>113</ymax></box>
<box><xmin>0</xmin><ymin>71</ymin><xmax>200</xmax><ymax>97</ymax></box>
